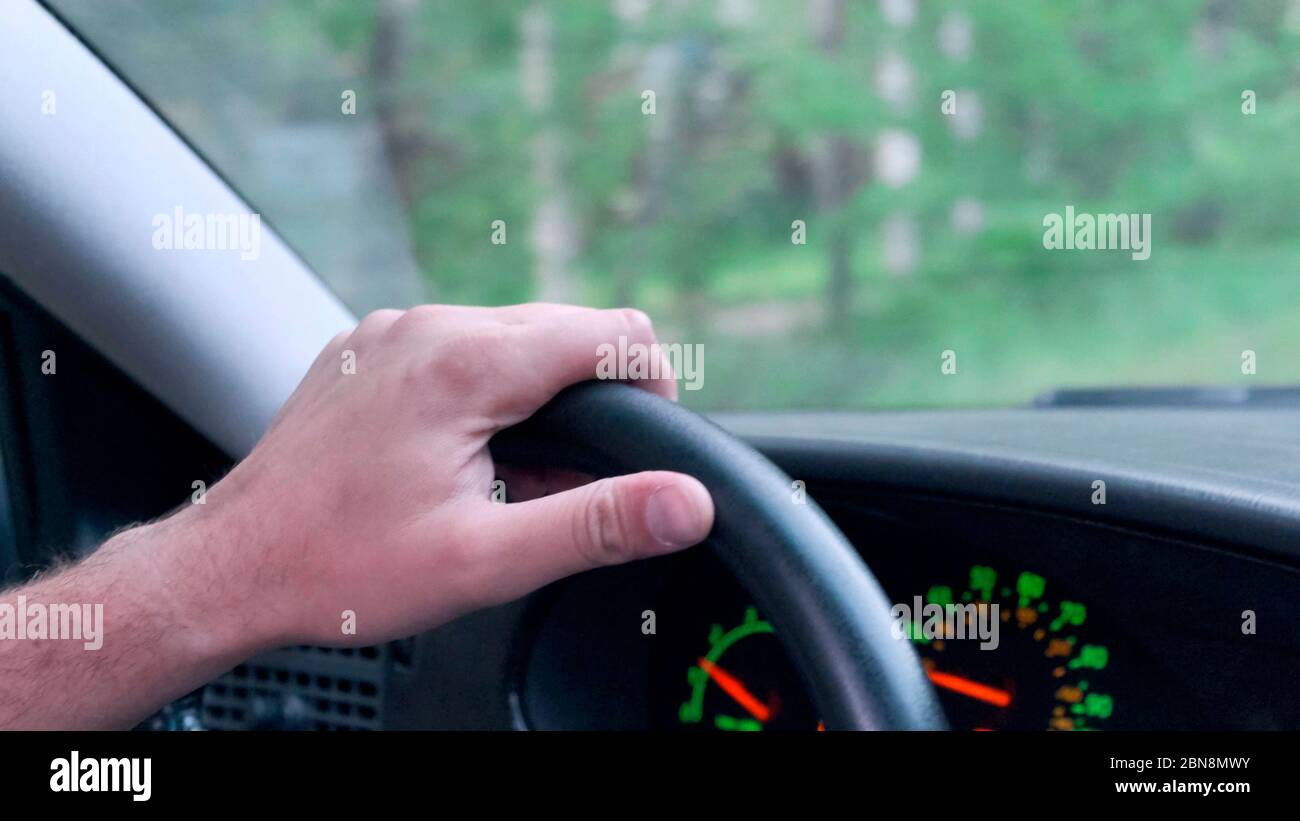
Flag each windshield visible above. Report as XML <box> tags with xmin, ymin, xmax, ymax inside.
<box><xmin>48</xmin><ymin>0</ymin><xmax>1300</xmax><ymax>410</ymax></box>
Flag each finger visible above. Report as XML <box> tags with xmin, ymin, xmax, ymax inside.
<box><xmin>395</xmin><ymin>302</ymin><xmax>595</xmax><ymax>332</ymax></box>
<box><xmin>474</xmin><ymin>472</ymin><xmax>714</xmax><ymax>603</ymax></box>
<box><xmin>497</xmin><ymin>308</ymin><xmax>678</xmax><ymax>417</ymax></box>
<box><xmin>651</xmin><ymin>342</ymin><xmax>679</xmax><ymax>401</ymax></box>
<box><xmin>486</xmin><ymin>302</ymin><xmax>596</xmax><ymax>324</ymax></box>
<box><xmin>494</xmin><ymin>465</ymin><xmax>593</xmax><ymax>501</ymax></box>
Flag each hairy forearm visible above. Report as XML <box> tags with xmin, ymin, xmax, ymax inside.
<box><xmin>0</xmin><ymin>508</ymin><xmax>268</xmax><ymax>729</ymax></box>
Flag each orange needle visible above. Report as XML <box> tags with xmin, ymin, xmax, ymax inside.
<box><xmin>697</xmin><ymin>657</ymin><xmax>772</xmax><ymax>723</ymax></box>
<box><xmin>927</xmin><ymin>669</ymin><xmax>1012</xmax><ymax>708</ymax></box>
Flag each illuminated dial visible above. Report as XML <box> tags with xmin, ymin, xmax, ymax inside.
<box><xmin>909</xmin><ymin>564</ymin><xmax>1113</xmax><ymax>731</ymax></box>
<box><xmin>677</xmin><ymin>607</ymin><xmax>817</xmax><ymax>732</ymax></box>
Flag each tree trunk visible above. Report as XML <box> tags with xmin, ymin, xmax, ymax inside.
<box><xmin>522</xmin><ymin>2</ymin><xmax>579</xmax><ymax>303</ymax></box>
<box><xmin>371</xmin><ymin>0</ymin><xmax>419</xmax><ymax>207</ymax></box>
<box><xmin>808</xmin><ymin>0</ymin><xmax>853</xmax><ymax>334</ymax></box>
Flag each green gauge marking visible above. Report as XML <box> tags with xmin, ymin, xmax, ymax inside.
<box><xmin>679</xmin><ymin>607</ymin><xmax>773</xmax><ymax>727</ymax></box>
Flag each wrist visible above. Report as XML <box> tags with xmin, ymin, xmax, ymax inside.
<box><xmin>115</xmin><ymin>504</ymin><xmax>283</xmax><ymax>670</ymax></box>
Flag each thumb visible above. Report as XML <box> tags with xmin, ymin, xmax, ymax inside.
<box><xmin>480</xmin><ymin>471</ymin><xmax>714</xmax><ymax>601</ymax></box>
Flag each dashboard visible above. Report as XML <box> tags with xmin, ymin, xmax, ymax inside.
<box><xmin>512</xmin><ymin>483</ymin><xmax>1300</xmax><ymax>732</ymax></box>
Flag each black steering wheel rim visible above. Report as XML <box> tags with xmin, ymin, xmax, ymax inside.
<box><xmin>492</xmin><ymin>381</ymin><xmax>946</xmax><ymax>730</ymax></box>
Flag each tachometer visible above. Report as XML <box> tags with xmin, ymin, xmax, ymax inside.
<box><xmin>677</xmin><ymin>607</ymin><xmax>817</xmax><ymax>731</ymax></box>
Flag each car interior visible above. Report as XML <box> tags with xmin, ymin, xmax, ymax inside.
<box><xmin>2</xmin><ymin>0</ymin><xmax>1299</xmax><ymax>733</ymax></box>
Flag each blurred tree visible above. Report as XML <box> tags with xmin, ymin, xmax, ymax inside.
<box><xmin>808</xmin><ymin>0</ymin><xmax>856</xmax><ymax>334</ymax></box>
<box><xmin>62</xmin><ymin>0</ymin><xmax>1300</xmax><ymax>408</ymax></box>
<box><xmin>522</xmin><ymin>1</ymin><xmax>580</xmax><ymax>302</ymax></box>
<box><xmin>371</xmin><ymin>0</ymin><xmax>420</xmax><ymax>207</ymax></box>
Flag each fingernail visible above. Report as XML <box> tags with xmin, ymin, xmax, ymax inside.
<box><xmin>645</xmin><ymin>482</ymin><xmax>709</xmax><ymax>550</ymax></box>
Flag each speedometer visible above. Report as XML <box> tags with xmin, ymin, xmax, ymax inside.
<box><xmin>908</xmin><ymin>563</ymin><xmax>1113</xmax><ymax>731</ymax></box>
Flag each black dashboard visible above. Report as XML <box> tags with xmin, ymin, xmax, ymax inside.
<box><xmin>514</xmin><ymin>486</ymin><xmax>1300</xmax><ymax>731</ymax></box>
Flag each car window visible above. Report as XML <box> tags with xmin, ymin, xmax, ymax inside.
<box><xmin>46</xmin><ymin>0</ymin><xmax>1300</xmax><ymax>411</ymax></box>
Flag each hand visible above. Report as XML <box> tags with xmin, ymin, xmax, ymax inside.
<box><xmin>180</xmin><ymin>303</ymin><xmax>714</xmax><ymax>649</ymax></box>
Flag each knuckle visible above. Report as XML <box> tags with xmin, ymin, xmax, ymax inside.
<box><xmin>360</xmin><ymin>308</ymin><xmax>402</xmax><ymax>331</ymax></box>
<box><xmin>575</xmin><ymin>483</ymin><xmax>633</xmax><ymax>566</ymax></box>
<box><xmin>392</xmin><ymin>304</ymin><xmax>448</xmax><ymax>335</ymax></box>
<box><xmin>353</xmin><ymin>309</ymin><xmax>403</xmax><ymax>345</ymax></box>
<box><xmin>620</xmin><ymin>307</ymin><xmax>653</xmax><ymax>338</ymax></box>
<box><xmin>406</xmin><ymin>304</ymin><xmax>449</xmax><ymax>323</ymax></box>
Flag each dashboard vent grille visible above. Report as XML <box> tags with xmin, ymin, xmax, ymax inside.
<box><xmin>201</xmin><ymin>645</ymin><xmax>387</xmax><ymax>731</ymax></box>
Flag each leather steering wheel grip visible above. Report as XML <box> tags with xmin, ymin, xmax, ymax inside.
<box><xmin>490</xmin><ymin>381</ymin><xmax>946</xmax><ymax>730</ymax></box>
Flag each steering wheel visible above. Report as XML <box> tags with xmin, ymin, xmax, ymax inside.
<box><xmin>491</xmin><ymin>381</ymin><xmax>946</xmax><ymax>730</ymax></box>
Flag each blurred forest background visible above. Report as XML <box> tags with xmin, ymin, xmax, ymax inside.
<box><xmin>53</xmin><ymin>0</ymin><xmax>1300</xmax><ymax>409</ymax></box>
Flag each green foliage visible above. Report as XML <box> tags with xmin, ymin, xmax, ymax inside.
<box><xmin>58</xmin><ymin>0</ymin><xmax>1300</xmax><ymax>408</ymax></box>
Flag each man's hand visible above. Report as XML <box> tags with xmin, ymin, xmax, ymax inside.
<box><xmin>201</xmin><ymin>302</ymin><xmax>714</xmax><ymax>646</ymax></box>
<box><xmin>0</xmin><ymin>304</ymin><xmax>714</xmax><ymax>728</ymax></box>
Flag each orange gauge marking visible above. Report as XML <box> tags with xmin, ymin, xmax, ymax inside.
<box><xmin>927</xmin><ymin>669</ymin><xmax>1013</xmax><ymax>708</ymax></box>
<box><xmin>697</xmin><ymin>658</ymin><xmax>772</xmax><ymax>723</ymax></box>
